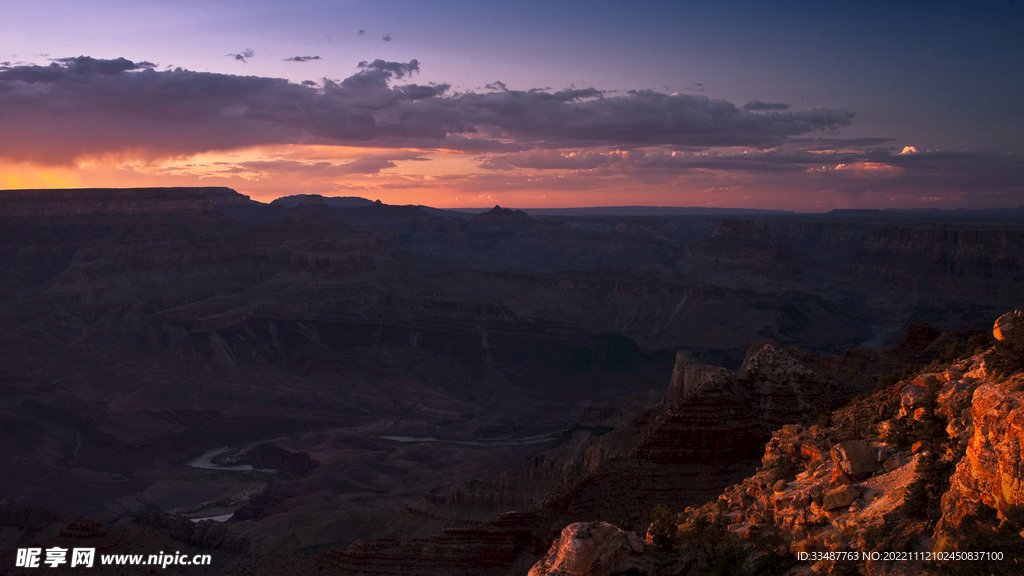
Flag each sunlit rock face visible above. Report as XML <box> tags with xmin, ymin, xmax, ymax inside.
<box><xmin>528</xmin><ymin>522</ymin><xmax>646</xmax><ymax>576</ymax></box>
<box><xmin>635</xmin><ymin>313</ymin><xmax>1024</xmax><ymax>576</ymax></box>
<box><xmin>939</xmin><ymin>379</ymin><xmax>1024</xmax><ymax>541</ymax></box>
<box><xmin>938</xmin><ymin>311</ymin><xmax>1024</xmax><ymax>537</ymax></box>
<box><xmin>993</xmin><ymin>310</ymin><xmax>1024</xmax><ymax>355</ymax></box>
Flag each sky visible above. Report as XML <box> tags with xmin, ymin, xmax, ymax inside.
<box><xmin>1</xmin><ymin>0</ymin><xmax>1022</xmax><ymax>211</ymax></box>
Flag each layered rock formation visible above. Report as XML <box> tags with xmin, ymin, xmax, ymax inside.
<box><xmin>621</xmin><ymin>314</ymin><xmax>1024</xmax><ymax>576</ymax></box>
<box><xmin>631</xmin><ymin>344</ymin><xmax>841</xmax><ymax>463</ymax></box>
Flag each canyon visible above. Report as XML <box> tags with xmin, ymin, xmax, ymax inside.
<box><xmin>1</xmin><ymin>187</ymin><xmax>1023</xmax><ymax>574</ymax></box>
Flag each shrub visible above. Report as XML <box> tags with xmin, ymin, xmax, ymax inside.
<box><xmin>648</xmin><ymin>504</ymin><xmax>677</xmax><ymax>551</ymax></box>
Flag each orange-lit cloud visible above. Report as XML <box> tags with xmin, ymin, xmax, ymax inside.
<box><xmin>1</xmin><ymin>57</ymin><xmax>1022</xmax><ymax>210</ymax></box>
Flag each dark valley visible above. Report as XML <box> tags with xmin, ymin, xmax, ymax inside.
<box><xmin>1</xmin><ymin>187</ymin><xmax>1023</xmax><ymax>575</ymax></box>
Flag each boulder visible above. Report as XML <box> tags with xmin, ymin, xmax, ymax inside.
<box><xmin>822</xmin><ymin>486</ymin><xmax>862</xmax><ymax>511</ymax></box>
<box><xmin>831</xmin><ymin>440</ymin><xmax>877</xmax><ymax>480</ymax></box>
<box><xmin>993</xmin><ymin>310</ymin><xmax>1024</xmax><ymax>345</ymax></box>
<box><xmin>900</xmin><ymin>381</ymin><xmax>933</xmax><ymax>417</ymax></box>
<box><xmin>902</xmin><ymin>383</ymin><xmax>931</xmax><ymax>409</ymax></box>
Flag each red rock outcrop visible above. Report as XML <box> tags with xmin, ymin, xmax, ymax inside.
<box><xmin>938</xmin><ymin>376</ymin><xmax>1024</xmax><ymax>543</ymax></box>
<box><xmin>993</xmin><ymin>309</ymin><xmax>1024</xmax><ymax>345</ymax></box>
<box><xmin>622</xmin><ymin>314</ymin><xmax>1024</xmax><ymax>576</ymax></box>
<box><xmin>528</xmin><ymin>522</ymin><xmax>646</xmax><ymax>576</ymax></box>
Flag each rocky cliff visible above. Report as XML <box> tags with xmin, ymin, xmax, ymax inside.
<box><xmin>549</xmin><ymin>312</ymin><xmax>1024</xmax><ymax>576</ymax></box>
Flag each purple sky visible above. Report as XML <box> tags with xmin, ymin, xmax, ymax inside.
<box><xmin>1</xmin><ymin>0</ymin><xmax>1021</xmax><ymax>210</ymax></box>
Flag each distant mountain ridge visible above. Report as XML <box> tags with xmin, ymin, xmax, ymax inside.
<box><xmin>451</xmin><ymin>206</ymin><xmax>796</xmax><ymax>216</ymax></box>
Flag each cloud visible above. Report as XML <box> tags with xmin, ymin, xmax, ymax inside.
<box><xmin>474</xmin><ymin>147</ymin><xmax>1024</xmax><ymax>199</ymax></box>
<box><xmin>357</xmin><ymin>59</ymin><xmax>419</xmax><ymax>78</ymax></box>
<box><xmin>224</xmin><ymin>156</ymin><xmax>400</xmax><ymax>176</ymax></box>
<box><xmin>479</xmin><ymin>148</ymin><xmax>851</xmax><ymax>173</ymax></box>
<box><xmin>228</xmin><ymin>48</ymin><xmax>255</xmax><ymax>62</ymax></box>
<box><xmin>743</xmin><ymin>100</ymin><xmax>791</xmax><ymax>111</ymax></box>
<box><xmin>358</xmin><ymin>29</ymin><xmax>366</xmax><ymax>35</ymax></box>
<box><xmin>285</xmin><ymin>56</ymin><xmax>321</xmax><ymax>62</ymax></box>
<box><xmin>453</xmin><ymin>88</ymin><xmax>850</xmax><ymax>147</ymax></box>
<box><xmin>480</xmin><ymin>149</ymin><xmax>617</xmax><ymax>171</ymax></box>
<box><xmin>787</xmin><ymin>137</ymin><xmax>898</xmax><ymax>150</ymax></box>
<box><xmin>382</xmin><ymin>34</ymin><xmax>393</xmax><ymax>42</ymax></box>
<box><xmin>50</xmin><ymin>56</ymin><xmax>157</xmax><ymax>73</ymax></box>
<box><xmin>796</xmin><ymin>149</ymin><xmax>1024</xmax><ymax>201</ymax></box>
<box><xmin>0</xmin><ymin>56</ymin><xmax>856</xmax><ymax>165</ymax></box>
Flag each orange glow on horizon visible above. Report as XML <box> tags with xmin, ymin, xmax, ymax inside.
<box><xmin>0</xmin><ymin>143</ymin><xmax>967</xmax><ymax>212</ymax></box>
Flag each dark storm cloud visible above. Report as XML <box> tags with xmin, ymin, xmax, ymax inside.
<box><xmin>743</xmin><ymin>100</ymin><xmax>791</xmax><ymax>111</ymax></box>
<box><xmin>453</xmin><ymin>88</ymin><xmax>852</xmax><ymax>146</ymax></box>
<box><xmin>285</xmin><ymin>56</ymin><xmax>321</xmax><ymax>62</ymax></box>
<box><xmin>0</xmin><ymin>56</ymin><xmax>857</xmax><ymax>164</ymax></box>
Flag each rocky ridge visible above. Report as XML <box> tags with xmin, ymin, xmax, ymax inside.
<box><xmin>554</xmin><ymin>311</ymin><xmax>1024</xmax><ymax>576</ymax></box>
